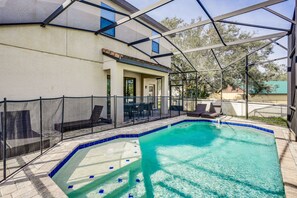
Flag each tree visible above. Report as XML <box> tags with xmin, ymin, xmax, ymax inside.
<box><xmin>162</xmin><ymin>17</ymin><xmax>287</xmax><ymax>98</ymax></box>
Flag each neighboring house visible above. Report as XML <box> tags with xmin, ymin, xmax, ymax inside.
<box><xmin>209</xmin><ymin>81</ymin><xmax>287</xmax><ymax>104</ymax></box>
<box><xmin>250</xmin><ymin>81</ymin><xmax>287</xmax><ymax>104</ymax></box>
<box><xmin>222</xmin><ymin>85</ymin><xmax>244</xmax><ymax>100</ymax></box>
<box><xmin>209</xmin><ymin>85</ymin><xmax>244</xmax><ymax>100</ymax></box>
<box><xmin>0</xmin><ymin>0</ymin><xmax>173</xmax><ymax>123</ymax></box>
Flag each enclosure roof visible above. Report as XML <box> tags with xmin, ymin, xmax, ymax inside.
<box><xmin>111</xmin><ymin>0</ymin><xmax>170</xmax><ymax>32</ymax></box>
<box><xmin>0</xmin><ymin>0</ymin><xmax>294</xmax><ymax>72</ymax></box>
<box><xmin>102</xmin><ymin>48</ymin><xmax>172</xmax><ymax>73</ymax></box>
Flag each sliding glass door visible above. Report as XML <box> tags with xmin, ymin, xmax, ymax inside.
<box><xmin>124</xmin><ymin>77</ymin><xmax>136</xmax><ymax>103</ymax></box>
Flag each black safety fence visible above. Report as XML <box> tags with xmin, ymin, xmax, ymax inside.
<box><xmin>288</xmin><ymin>20</ymin><xmax>296</xmax><ymax>137</ymax></box>
<box><xmin>0</xmin><ymin>95</ymin><xmax>183</xmax><ymax>182</ymax></box>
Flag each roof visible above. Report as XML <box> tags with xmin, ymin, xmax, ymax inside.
<box><xmin>263</xmin><ymin>81</ymin><xmax>288</xmax><ymax>95</ymax></box>
<box><xmin>112</xmin><ymin>0</ymin><xmax>170</xmax><ymax>33</ymax></box>
<box><xmin>222</xmin><ymin>85</ymin><xmax>244</xmax><ymax>93</ymax></box>
<box><xmin>102</xmin><ymin>48</ymin><xmax>172</xmax><ymax>73</ymax></box>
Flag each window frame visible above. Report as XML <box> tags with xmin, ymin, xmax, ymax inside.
<box><xmin>152</xmin><ymin>40</ymin><xmax>160</xmax><ymax>54</ymax></box>
<box><xmin>100</xmin><ymin>17</ymin><xmax>115</xmax><ymax>37</ymax></box>
<box><xmin>100</xmin><ymin>2</ymin><xmax>116</xmax><ymax>37</ymax></box>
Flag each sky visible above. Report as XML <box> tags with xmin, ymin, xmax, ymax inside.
<box><xmin>126</xmin><ymin>0</ymin><xmax>295</xmax><ymax>66</ymax></box>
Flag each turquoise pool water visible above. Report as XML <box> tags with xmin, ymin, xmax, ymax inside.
<box><xmin>56</xmin><ymin>121</ymin><xmax>285</xmax><ymax>197</ymax></box>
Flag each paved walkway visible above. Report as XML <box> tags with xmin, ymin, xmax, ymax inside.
<box><xmin>0</xmin><ymin>116</ymin><xmax>296</xmax><ymax>198</ymax></box>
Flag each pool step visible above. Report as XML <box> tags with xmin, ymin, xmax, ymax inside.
<box><xmin>104</xmin><ymin>168</ymin><xmax>144</xmax><ymax>198</ymax></box>
<box><xmin>67</xmin><ymin>160</ymin><xmax>143</xmax><ymax>197</ymax></box>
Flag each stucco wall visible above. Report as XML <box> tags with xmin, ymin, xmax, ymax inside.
<box><xmin>0</xmin><ymin>24</ymin><xmax>170</xmax><ymax>99</ymax></box>
<box><xmin>143</xmin><ymin>78</ymin><xmax>158</xmax><ymax>97</ymax></box>
<box><xmin>0</xmin><ymin>43</ymin><xmax>106</xmax><ymax>99</ymax></box>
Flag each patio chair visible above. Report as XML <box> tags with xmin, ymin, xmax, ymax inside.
<box><xmin>0</xmin><ymin>110</ymin><xmax>50</xmax><ymax>158</ymax></box>
<box><xmin>201</xmin><ymin>103</ymin><xmax>221</xmax><ymax>118</ymax></box>
<box><xmin>54</xmin><ymin>105</ymin><xmax>112</xmax><ymax>132</ymax></box>
<box><xmin>187</xmin><ymin>104</ymin><xmax>207</xmax><ymax>117</ymax></box>
<box><xmin>132</xmin><ymin>103</ymin><xmax>146</xmax><ymax>119</ymax></box>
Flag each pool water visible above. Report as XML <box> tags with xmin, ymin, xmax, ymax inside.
<box><xmin>54</xmin><ymin>121</ymin><xmax>285</xmax><ymax>197</ymax></box>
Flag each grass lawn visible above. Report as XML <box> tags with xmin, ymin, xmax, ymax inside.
<box><xmin>236</xmin><ymin>116</ymin><xmax>288</xmax><ymax>128</ymax></box>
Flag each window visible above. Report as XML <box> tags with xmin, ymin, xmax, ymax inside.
<box><xmin>124</xmin><ymin>77</ymin><xmax>136</xmax><ymax>103</ymax></box>
<box><xmin>152</xmin><ymin>41</ymin><xmax>160</xmax><ymax>53</ymax></box>
<box><xmin>152</xmin><ymin>31</ymin><xmax>160</xmax><ymax>53</ymax></box>
<box><xmin>100</xmin><ymin>3</ymin><xmax>115</xmax><ymax>37</ymax></box>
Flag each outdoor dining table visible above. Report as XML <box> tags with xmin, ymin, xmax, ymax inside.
<box><xmin>124</xmin><ymin>103</ymin><xmax>154</xmax><ymax>119</ymax></box>
<box><xmin>124</xmin><ymin>103</ymin><xmax>140</xmax><ymax>119</ymax></box>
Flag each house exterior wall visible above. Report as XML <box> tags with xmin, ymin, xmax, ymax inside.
<box><xmin>143</xmin><ymin>78</ymin><xmax>158</xmax><ymax>97</ymax></box>
<box><xmin>0</xmin><ymin>22</ymin><xmax>170</xmax><ymax>99</ymax></box>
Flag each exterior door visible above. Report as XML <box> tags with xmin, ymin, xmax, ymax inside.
<box><xmin>124</xmin><ymin>77</ymin><xmax>136</xmax><ymax>103</ymax></box>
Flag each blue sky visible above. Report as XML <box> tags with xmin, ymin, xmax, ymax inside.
<box><xmin>126</xmin><ymin>0</ymin><xmax>294</xmax><ymax>66</ymax></box>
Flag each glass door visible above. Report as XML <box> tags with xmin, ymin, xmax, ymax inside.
<box><xmin>124</xmin><ymin>77</ymin><xmax>136</xmax><ymax>103</ymax></box>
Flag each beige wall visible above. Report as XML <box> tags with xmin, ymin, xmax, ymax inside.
<box><xmin>0</xmin><ymin>43</ymin><xmax>106</xmax><ymax>99</ymax></box>
<box><xmin>143</xmin><ymin>78</ymin><xmax>158</xmax><ymax>97</ymax></box>
<box><xmin>0</xmin><ymin>24</ymin><xmax>171</xmax><ymax>99</ymax></box>
<box><xmin>210</xmin><ymin>93</ymin><xmax>287</xmax><ymax>104</ymax></box>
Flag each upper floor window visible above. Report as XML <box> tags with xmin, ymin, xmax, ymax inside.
<box><xmin>152</xmin><ymin>31</ymin><xmax>160</xmax><ymax>54</ymax></box>
<box><xmin>100</xmin><ymin>3</ymin><xmax>115</xmax><ymax>37</ymax></box>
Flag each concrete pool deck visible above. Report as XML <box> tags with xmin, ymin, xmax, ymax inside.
<box><xmin>0</xmin><ymin>116</ymin><xmax>296</xmax><ymax>198</ymax></box>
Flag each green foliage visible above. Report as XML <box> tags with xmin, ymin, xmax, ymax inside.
<box><xmin>162</xmin><ymin>17</ymin><xmax>287</xmax><ymax>98</ymax></box>
<box><xmin>236</xmin><ymin>116</ymin><xmax>288</xmax><ymax>128</ymax></box>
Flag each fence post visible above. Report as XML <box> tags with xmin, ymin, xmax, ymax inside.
<box><xmin>91</xmin><ymin>95</ymin><xmax>94</xmax><ymax>133</ymax></box>
<box><xmin>61</xmin><ymin>95</ymin><xmax>65</xmax><ymax>141</ymax></box>
<box><xmin>3</xmin><ymin>98</ymin><xmax>7</xmax><ymax>180</ymax></box>
<box><xmin>160</xmin><ymin>96</ymin><xmax>162</xmax><ymax>119</ymax></box>
<box><xmin>179</xmin><ymin>96</ymin><xmax>181</xmax><ymax>116</ymax></box>
<box><xmin>245</xmin><ymin>55</ymin><xmax>249</xmax><ymax>119</ymax></box>
<box><xmin>147</xmin><ymin>96</ymin><xmax>150</xmax><ymax>122</ymax></box>
<box><xmin>114</xmin><ymin>95</ymin><xmax>117</xmax><ymax>128</ymax></box>
<box><xmin>40</xmin><ymin>97</ymin><xmax>43</xmax><ymax>154</ymax></box>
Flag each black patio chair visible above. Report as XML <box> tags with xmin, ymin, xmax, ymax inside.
<box><xmin>201</xmin><ymin>103</ymin><xmax>221</xmax><ymax>118</ymax></box>
<box><xmin>54</xmin><ymin>105</ymin><xmax>111</xmax><ymax>132</ymax></box>
<box><xmin>187</xmin><ymin>104</ymin><xmax>207</xmax><ymax>117</ymax></box>
<box><xmin>0</xmin><ymin>110</ymin><xmax>50</xmax><ymax>158</ymax></box>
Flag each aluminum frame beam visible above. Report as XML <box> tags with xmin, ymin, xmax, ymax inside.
<box><xmin>95</xmin><ymin>0</ymin><xmax>173</xmax><ymax>35</ymax></box>
<box><xmin>153</xmin><ymin>32</ymin><xmax>287</xmax><ymax>57</ymax></box>
<box><xmin>175</xmin><ymin>32</ymin><xmax>287</xmax><ymax>55</ymax></box>
<box><xmin>128</xmin><ymin>0</ymin><xmax>287</xmax><ymax>46</ymax></box>
<box><xmin>133</xmin><ymin>18</ymin><xmax>197</xmax><ymax>72</ymax></box>
<box><xmin>263</xmin><ymin>7</ymin><xmax>296</xmax><ymax>24</ymax></box>
<box><xmin>211</xmin><ymin>49</ymin><xmax>223</xmax><ymax>70</ymax></box>
<box><xmin>79</xmin><ymin>0</ymin><xmax>129</xmax><ymax>16</ymax></box>
<box><xmin>249</xmin><ymin>56</ymin><xmax>288</xmax><ymax>66</ymax></box>
<box><xmin>196</xmin><ymin>0</ymin><xmax>226</xmax><ymax>46</ymax></box>
<box><xmin>223</xmin><ymin>35</ymin><xmax>286</xmax><ymax>71</ymax></box>
<box><xmin>269</xmin><ymin>39</ymin><xmax>288</xmax><ymax>50</ymax></box>
<box><xmin>172</xmin><ymin>63</ymin><xmax>184</xmax><ymax>73</ymax></box>
<box><xmin>218</xmin><ymin>20</ymin><xmax>290</xmax><ymax>32</ymax></box>
<box><xmin>41</xmin><ymin>0</ymin><xmax>77</xmax><ymax>27</ymax></box>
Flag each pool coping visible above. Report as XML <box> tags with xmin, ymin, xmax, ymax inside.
<box><xmin>0</xmin><ymin>116</ymin><xmax>296</xmax><ymax>198</ymax></box>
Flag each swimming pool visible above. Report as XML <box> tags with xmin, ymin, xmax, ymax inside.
<box><xmin>51</xmin><ymin>120</ymin><xmax>285</xmax><ymax>197</ymax></box>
